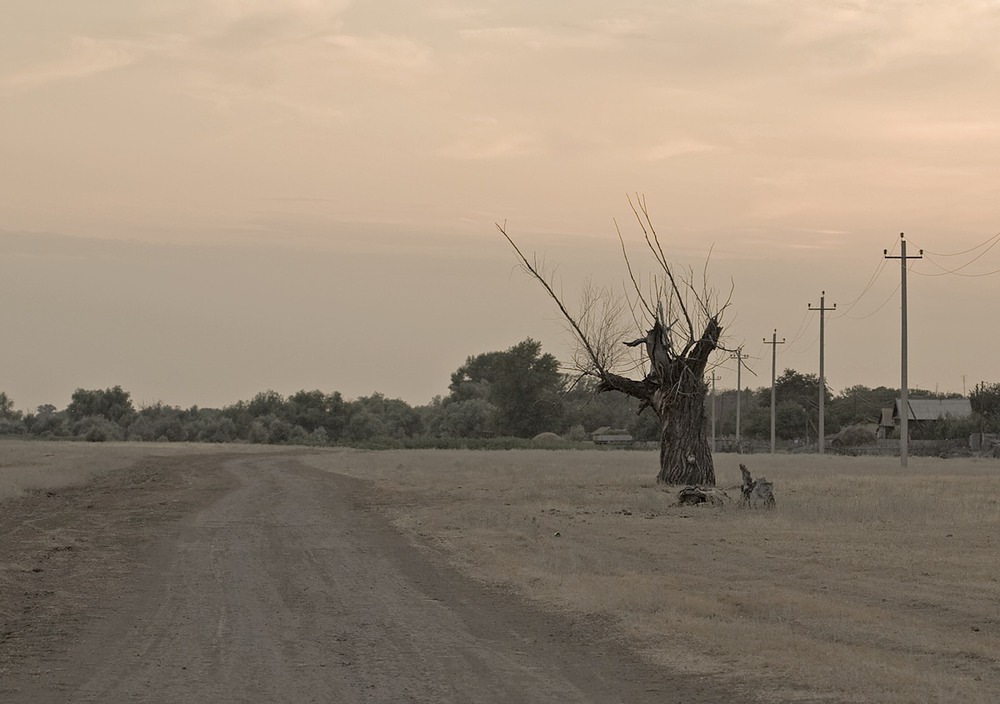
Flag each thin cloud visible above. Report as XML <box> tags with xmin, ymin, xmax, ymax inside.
<box><xmin>437</xmin><ymin>116</ymin><xmax>542</xmax><ymax>160</ymax></box>
<box><xmin>1</xmin><ymin>37</ymin><xmax>140</xmax><ymax>91</ymax></box>
<box><xmin>459</xmin><ymin>25</ymin><xmax>614</xmax><ymax>51</ymax></box>
<box><xmin>325</xmin><ymin>34</ymin><xmax>433</xmax><ymax>70</ymax></box>
<box><xmin>641</xmin><ymin>139</ymin><xmax>720</xmax><ymax>162</ymax></box>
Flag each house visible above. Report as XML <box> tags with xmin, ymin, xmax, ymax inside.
<box><xmin>590</xmin><ymin>426</ymin><xmax>634</xmax><ymax>445</ymax></box>
<box><xmin>877</xmin><ymin>398</ymin><xmax>972</xmax><ymax>438</ymax></box>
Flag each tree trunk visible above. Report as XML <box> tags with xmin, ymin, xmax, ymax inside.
<box><xmin>655</xmin><ymin>376</ymin><xmax>715</xmax><ymax>485</ymax></box>
<box><xmin>599</xmin><ymin>316</ymin><xmax>721</xmax><ymax>486</ymax></box>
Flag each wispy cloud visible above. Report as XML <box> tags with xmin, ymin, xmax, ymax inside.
<box><xmin>1</xmin><ymin>37</ymin><xmax>140</xmax><ymax>92</ymax></box>
<box><xmin>640</xmin><ymin>139</ymin><xmax>720</xmax><ymax>162</ymax></box>
<box><xmin>437</xmin><ymin>117</ymin><xmax>541</xmax><ymax>160</ymax></box>
<box><xmin>459</xmin><ymin>25</ymin><xmax>614</xmax><ymax>51</ymax></box>
<box><xmin>324</xmin><ymin>34</ymin><xmax>432</xmax><ymax>70</ymax></box>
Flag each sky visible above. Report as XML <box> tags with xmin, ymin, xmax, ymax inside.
<box><xmin>1</xmin><ymin>0</ymin><xmax>999</xmax><ymax>411</ymax></box>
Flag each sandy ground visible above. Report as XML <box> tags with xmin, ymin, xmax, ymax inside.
<box><xmin>0</xmin><ymin>445</ymin><xmax>736</xmax><ymax>703</ymax></box>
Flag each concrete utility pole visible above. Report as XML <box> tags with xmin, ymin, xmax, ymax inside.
<box><xmin>885</xmin><ymin>233</ymin><xmax>923</xmax><ymax>468</ymax></box>
<box><xmin>709</xmin><ymin>371</ymin><xmax>720</xmax><ymax>453</ymax></box>
<box><xmin>808</xmin><ymin>291</ymin><xmax>837</xmax><ymax>454</ymax></box>
<box><xmin>764</xmin><ymin>330</ymin><xmax>785</xmax><ymax>454</ymax></box>
<box><xmin>730</xmin><ymin>347</ymin><xmax>745</xmax><ymax>450</ymax></box>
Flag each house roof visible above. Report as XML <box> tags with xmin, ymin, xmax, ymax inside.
<box><xmin>892</xmin><ymin>398</ymin><xmax>972</xmax><ymax>422</ymax></box>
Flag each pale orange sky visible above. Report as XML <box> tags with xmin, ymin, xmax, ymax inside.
<box><xmin>1</xmin><ymin>1</ymin><xmax>999</xmax><ymax>410</ymax></box>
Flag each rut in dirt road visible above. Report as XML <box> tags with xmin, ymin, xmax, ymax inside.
<box><xmin>10</xmin><ymin>455</ymin><xmax>735</xmax><ymax>704</ymax></box>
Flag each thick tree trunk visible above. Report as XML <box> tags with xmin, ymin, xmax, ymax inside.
<box><xmin>600</xmin><ymin>316</ymin><xmax>721</xmax><ymax>486</ymax></box>
<box><xmin>655</xmin><ymin>377</ymin><xmax>714</xmax><ymax>485</ymax></box>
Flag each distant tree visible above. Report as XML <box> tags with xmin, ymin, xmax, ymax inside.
<box><xmin>343</xmin><ymin>408</ymin><xmax>386</xmax><ymax>442</ymax></box>
<box><xmin>829</xmin><ymin>385</ymin><xmax>898</xmax><ymax>427</ymax></box>
<box><xmin>74</xmin><ymin>415</ymin><xmax>125</xmax><ymax>442</ymax></box>
<box><xmin>433</xmin><ymin>398</ymin><xmax>495</xmax><ymax>438</ymax></box>
<box><xmin>285</xmin><ymin>390</ymin><xmax>330</xmax><ymax>432</ymax></box>
<box><xmin>191</xmin><ymin>411</ymin><xmax>238</xmax><ymax>443</ymax></box>
<box><xmin>129</xmin><ymin>402</ymin><xmax>185</xmax><ymax>442</ymax></box>
<box><xmin>25</xmin><ymin>404</ymin><xmax>67</xmax><ymax>437</ymax></box>
<box><xmin>67</xmin><ymin>386</ymin><xmax>136</xmax><ymax>426</ymax></box>
<box><xmin>350</xmin><ymin>393</ymin><xmax>423</xmax><ymax>438</ymax></box>
<box><xmin>970</xmin><ymin>382</ymin><xmax>1000</xmax><ymax>418</ymax></box>
<box><xmin>0</xmin><ymin>392</ymin><xmax>25</xmax><ymax>435</ymax></box>
<box><xmin>561</xmin><ymin>377</ymin><xmax>643</xmax><ymax>434</ymax></box>
<box><xmin>247</xmin><ymin>390</ymin><xmax>285</xmax><ymax>418</ymax></box>
<box><xmin>773</xmin><ymin>369</ymin><xmax>828</xmax><ymax>410</ymax></box>
<box><xmin>449</xmin><ymin>339</ymin><xmax>564</xmax><ymax>437</ymax></box>
<box><xmin>285</xmin><ymin>389</ymin><xmax>348</xmax><ymax>440</ymax></box>
<box><xmin>0</xmin><ymin>392</ymin><xmax>19</xmax><ymax>420</ymax></box>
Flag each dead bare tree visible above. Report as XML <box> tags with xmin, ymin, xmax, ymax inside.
<box><xmin>498</xmin><ymin>195</ymin><xmax>732</xmax><ymax>485</ymax></box>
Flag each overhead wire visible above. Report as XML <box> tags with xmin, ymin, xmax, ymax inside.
<box><xmin>830</xmin><ymin>234</ymin><xmax>897</xmax><ymax>320</ymax></box>
<box><xmin>913</xmin><ymin>230</ymin><xmax>1000</xmax><ymax>257</ymax></box>
<box><xmin>784</xmin><ymin>307</ymin><xmax>812</xmax><ymax>348</ymax></box>
<box><xmin>909</xmin><ymin>231</ymin><xmax>1000</xmax><ymax>278</ymax></box>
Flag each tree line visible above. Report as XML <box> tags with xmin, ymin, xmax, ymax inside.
<box><xmin>0</xmin><ymin>338</ymin><xmax>993</xmax><ymax>447</ymax></box>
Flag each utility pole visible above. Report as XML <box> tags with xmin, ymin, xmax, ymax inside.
<box><xmin>885</xmin><ymin>233</ymin><xmax>922</xmax><ymax>468</ymax></box>
<box><xmin>808</xmin><ymin>291</ymin><xmax>837</xmax><ymax>454</ymax></box>
<box><xmin>763</xmin><ymin>330</ymin><xmax>785</xmax><ymax>454</ymax></box>
<box><xmin>730</xmin><ymin>347</ymin><xmax>745</xmax><ymax>450</ymax></box>
<box><xmin>709</xmin><ymin>371</ymin><xmax>720</xmax><ymax>453</ymax></box>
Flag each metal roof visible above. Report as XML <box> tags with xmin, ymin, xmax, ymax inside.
<box><xmin>892</xmin><ymin>398</ymin><xmax>972</xmax><ymax>422</ymax></box>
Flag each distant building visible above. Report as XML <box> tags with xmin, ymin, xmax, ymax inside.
<box><xmin>590</xmin><ymin>426</ymin><xmax>634</xmax><ymax>445</ymax></box>
<box><xmin>877</xmin><ymin>398</ymin><xmax>972</xmax><ymax>439</ymax></box>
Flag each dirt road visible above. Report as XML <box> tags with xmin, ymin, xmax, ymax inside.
<box><xmin>1</xmin><ymin>451</ymin><xmax>732</xmax><ymax>703</ymax></box>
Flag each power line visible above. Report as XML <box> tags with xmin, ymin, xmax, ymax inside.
<box><xmin>784</xmin><ymin>308</ymin><xmax>812</xmax><ymax>347</ymax></box>
<box><xmin>909</xmin><ymin>230</ymin><xmax>1000</xmax><ymax>277</ymax></box>
<box><xmin>915</xmin><ymin>230</ymin><xmax>1000</xmax><ymax>257</ymax></box>
<box><xmin>831</xmin><ymin>233</ymin><xmax>899</xmax><ymax>320</ymax></box>
<box><xmin>838</xmin><ymin>278</ymin><xmax>902</xmax><ymax>320</ymax></box>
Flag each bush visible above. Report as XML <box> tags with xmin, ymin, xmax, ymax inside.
<box><xmin>73</xmin><ymin>416</ymin><xmax>125</xmax><ymax>442</ymax></box>
<box><xmin>831</xmin><ymin>424</ymin><xmax>876</xmax><ymax>448</ymax></box>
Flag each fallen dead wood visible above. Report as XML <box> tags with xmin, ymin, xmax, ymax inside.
<box><xmin>676</xmin><ymin>485</ymin><xmax>731</xmax><ymax>506</ymax></box>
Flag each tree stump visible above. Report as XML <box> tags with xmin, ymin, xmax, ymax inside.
<box><xmin>739</xmin><ymin>463</ymin><xmax>776</xmax><ymax>509</ymax></box>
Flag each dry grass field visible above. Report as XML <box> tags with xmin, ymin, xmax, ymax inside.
<box><xmin>304</xmin><ymin>449</ymin><xmax>1000</xmax><ymax>703</ymax></box>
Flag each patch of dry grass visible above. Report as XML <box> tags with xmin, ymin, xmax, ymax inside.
<box><xmin>306</xmin><ymin>449</ymin><xmax>1000</xmax><ymax>703</ymax></box>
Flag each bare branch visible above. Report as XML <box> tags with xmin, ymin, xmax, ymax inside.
<box><xmin>496</xmin><ymin>223</ymin><xmax>610</xmax><ymax>381</ymax></box>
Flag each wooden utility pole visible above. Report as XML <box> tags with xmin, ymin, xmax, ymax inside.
<box><xmin>884</xmin><ymin>233</ymin><xmax>922</xmax><ymax>468</ymax></box>
<box><xmin>764</xmin><ymin>330</ymin><xmax>785</xmax><ymax>454</ymax></box>
<box><xmin>808</xmin><ymin>291</ymin><xmax>837</xmax><ymax>454</ymax></box>
<box><xmin>730</xmin><ymin>347</ymin><xmax>745</xmax><ymax>450</ymax></box>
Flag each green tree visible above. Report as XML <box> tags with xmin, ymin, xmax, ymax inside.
<box><xmin>562</xmin><ymin>377</ymin><xmax>644</xmax><ymax>434</ymax></box>
<box><xmin>67</xmin><ymin>386</ymin><xmax>136</xmax><ymax>431</ymax></box>
<box><xmin>970</xmin><ymin>382</ymin><xmax>1000</xmax><ymax>418</ymax></box>
<box><xmin>434</xmin><ymin>398</ymin><xmax>495</xmax><ymax>438</ymax></box>
<box><xmin>349</xmin><ymin>393</ymin><xmax>423</xmax><ymax>438</ymax></box>
<box><xmin>449</xmin><ymin>339</ymin><xmax>564</xmax><ymax>437</ymax></box>
<box><xmin>829</xmin><ymin>385</ymin><xmax>898</xmax><ymax>427</ymax></box>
